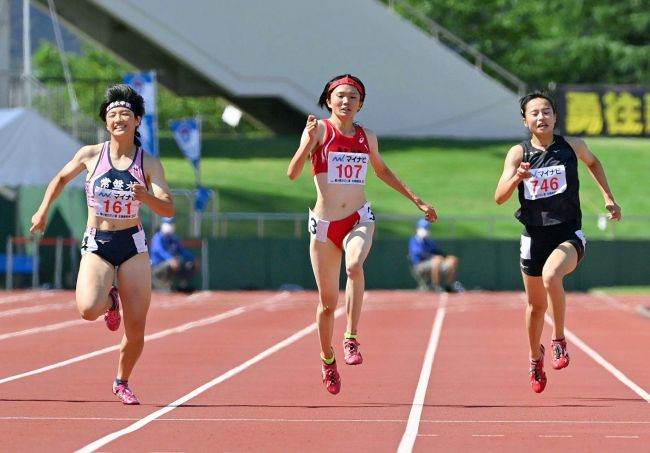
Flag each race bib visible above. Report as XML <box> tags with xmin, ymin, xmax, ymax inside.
<box><xmin>94</xmin><ymin>187</ymin><xmax>140</xmax><ymax>219</ymax></box>
<box><xmin>327</xmin><ymin>152</ymin><xmax>369</xmax><ymax>185</ymax></box>
<box><xmin>523</xmin><ymin>165</ymin><xmax>567</xmax><ymax>200</ymax></box>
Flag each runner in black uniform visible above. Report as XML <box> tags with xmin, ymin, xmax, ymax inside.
<box><xmin>495</xmin><ymin>91</ymin><xmax>621</xmax><ymax>393</ymax></box>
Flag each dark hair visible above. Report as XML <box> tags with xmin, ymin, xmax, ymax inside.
<box><xmin>519</xmin><ymin>90</ymin><xmax>556</xmax><ymax>117</ymax></box>
<box><xmin>98</xmin><ymin>84</ymin><xmax>145</xmax><ymax>146</ymax></box>
<box><xmin>318</xmin><ymin>74</ymin><xmax>366</xmax><ymax>112</ymax></box>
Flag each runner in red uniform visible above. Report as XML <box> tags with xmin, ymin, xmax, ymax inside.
<box><xmin>288</xmin><ymin>74</ymin><xmax>437</xmax><ymax>394</ymax></box>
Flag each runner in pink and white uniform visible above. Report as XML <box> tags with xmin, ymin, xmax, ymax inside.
<box><xmin>30</xmin><ymin>84</ymin><xmax>175</xmax><ymax>405</ymax></box>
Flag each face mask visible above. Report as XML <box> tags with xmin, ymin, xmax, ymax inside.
<box><xmin>160</xmin><ymin>223</ymin><xmax>175</xmax><ymax>235</ymax></box>
<box><xmin>416</xmin><ymin>228</ymin><xmax>429</xmax><ymax>238</ymax></box>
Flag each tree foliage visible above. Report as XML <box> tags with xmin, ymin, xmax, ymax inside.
<box><xmin>386</xmin><ymin>0</ymin><xmax>650</xmax><ymax>89</ymax></box>
<box><xmin>31</xmin><ymin>41</ymin><xmax>263</xmax><ymax>136</ymax></box>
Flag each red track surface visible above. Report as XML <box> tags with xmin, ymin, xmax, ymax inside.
<box><xmin>0</xmin><ymin>289</ymin><xmax>648</xmax><ymax>452</ymax></box>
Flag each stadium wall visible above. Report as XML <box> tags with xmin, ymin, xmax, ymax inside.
<box><xmin>206</xmin><ymin>238</ymin><xmax>650</xmax><ymax>292</ymax></box>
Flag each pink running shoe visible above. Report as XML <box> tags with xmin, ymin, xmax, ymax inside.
<box><xmin>322</xmin><ymin>361</ymin><xmax>341</xmax><ymax>395</ymax></box>
<box><xmin>112</xmin><ymin>382</ymin><xmax>140</xmax><ymax>405</ymax></box>
<box><xmin>529</xmin><ymin>344</ymin><xmax>547</xmax><ymax>394</ymax></box>
<box><xmin>104</xmin><ymin>286</ymin><xmax>121</xmax><ymax>331</ymax></box>
<box><xmin>551</xmin><ymin>338</ymin><xmax>570</xmax><ymax>370</ymax></box>
<box><xmin>343</xmin><ymin>338</ymin><xmax>363</xmax><ymax>365</ymax></box>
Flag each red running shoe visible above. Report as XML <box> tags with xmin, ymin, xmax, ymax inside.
<box><xmin>529</xmin><ymin>344</ymin><xmax>547</xmax><ymax>393</ymax></box>
<box><xmin>343</xmin><ymin>338</ymin><xmax>363</xmax><ymax>365</ymax></box>
<box><xmin>322</xmin><ymin>361</ymin><xmax>341</xmax><ymax>395</ymax></box>
<box><xmin>112</xmin><ymin>382</ymin><xmax>140</xmax><ymax>405</ymax></box>
<box><xmin>104</xmin><ymin>286</ymin><xmax>121</xmax><ymax>331</ymax></box>
<box><xmin>551</xmin><ymin>338</ymin><xmax>570</xmax><ymax>370</ymax></box>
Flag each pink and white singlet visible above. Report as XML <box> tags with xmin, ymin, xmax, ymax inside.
<box><xmin>85</xmin><ymin>142</ymin><xmax>148</xmax><ymax>219</ymax></box>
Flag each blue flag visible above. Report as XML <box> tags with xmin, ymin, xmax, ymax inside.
<box><xmin>170</xmin><ymin>117</ymin><xmax>201</xmax><ymax>169</ymax></box>
<box><xmin>123</xmin><ymin>71</ymin><xmax>159</xmax><ymax>156</ymax></box>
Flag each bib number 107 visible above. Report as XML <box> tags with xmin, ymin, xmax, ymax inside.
<box><xmin>335</xmin><ymin>164</ymin><xmax>363</xmax><ymax>179</ymax></box>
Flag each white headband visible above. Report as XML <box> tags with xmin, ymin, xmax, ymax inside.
<box><xmin>106</xmin><ymin>100</ymin><xmax>133</xmax><ymax>113</ymax></box>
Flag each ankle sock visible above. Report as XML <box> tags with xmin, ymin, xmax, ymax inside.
<box><xmin>320</xmin><ymin>351</ymin><xmax>335</xmax><ymax>365</ymax></box>
<box><xmin>115</xmin><ymin>378</ymin><xmax>128</xmax><ymax>386</ymax></box>
<box><xmin>344</xmin><ymin>332</ymin><xmax>357</xmax><ymax>340</ymax></box>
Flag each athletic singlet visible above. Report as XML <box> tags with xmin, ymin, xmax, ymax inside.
<box><xmin>311</xmin><ymin>119</ymin><xmax>371</xmax><ymax>184</ymax></box>
<box><xmin>515</xmin><ymin>135</ymin><xmax>581</xmax><ymax>228</ymax></box>
<box><xmin>85</xmin><ymin>142</ymin><xmax>148</xmax><ymax>219</ymax></box>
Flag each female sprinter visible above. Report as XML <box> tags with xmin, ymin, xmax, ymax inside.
<box><xmin>495</xmin><ymin>91</ymin><xmax>621</xmax><ymax>393</ymax></box>
<box><xmin>287</xmin><ymin>74</ymin><xmax>437</xmax><ymax>394</ymax></box>
<box><xmin>30</xmin><ymin>84</ymin><xmax>175</xmax><ymax>404</ymax></box>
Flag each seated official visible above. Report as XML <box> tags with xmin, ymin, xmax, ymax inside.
<box><xmin>150</xmin><ymin>217</ymin><xmax>196</xmax><ymax>293</ymax></box>
<box><xmin>408</xmin><ymin>219</ymin><xmax>463</xmax><ymax>293</ymax></box>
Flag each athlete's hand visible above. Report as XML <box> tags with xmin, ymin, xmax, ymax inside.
<box><xmin>131</xmin><ymin>183</ymin><xmax>149</xmax><ymax>202</ymax></box>
<box><xmin>305</xmin><ymin>115</ymin><xmax>318</xmax><ymax>142</ymax></box>
<box><xmin>419</xmin><ymin>203</ymin><xmax>437</xmax><ymax>223</ymax></box>
<box><xmin>30</xmin><ymin>210</ymin><xmax>47</xmax><ymax>235</ymax></box>
<box><xmin>605</xmin><ymin>202</ymin><xmax>622</xmax><ymax>221</ymax></box>
<box><xmin>516</xmin><ymin>162</ymin><xmax>532</xmax><ymax>180</ymax></box>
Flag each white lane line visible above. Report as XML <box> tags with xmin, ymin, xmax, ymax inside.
<box><xmin>0</xmin><ymin>319</ymin><xmax>87</xmax><ymax>341</ymax></box>
<box><xmin>0</xmin><ymin>292</ymin><xmax>56</xmax><ymax>306</ymax></box>
<box><xmin>605</xmin><ymin>435</ymin><xmax>639</xmax><ymax>439</ymax></box>
<box><xmin>397</xmin><ymin>293</ymin><xmax>448</xmax><ymax>453</ymax></box>
<box><xmin>472</xmin><ymin>434</ymin><xmax>504</xmax><ymax>437</ymax></box>
<box><xmin>0</xmin><ymin>292</ymin><xmax>289</xmax><ymax>385</ymax></box>
<box><xmin>544</xmin><ymin>313</ymin><xmax>650</xmax><ymax>403</ymax></box>
<box><xmin>539</xmin><ymin>434</ymin><xmax>573</xmax><ymax>438</ymax></box>
<box><xmin>75</xmin><ymin>306</ymin><xmax>346</xmax><ymax>453</ymax></box>
<box><xmin>0</xmin><ymin>301</ymin><xmax>75</xmax><ymax>318</ymax></box>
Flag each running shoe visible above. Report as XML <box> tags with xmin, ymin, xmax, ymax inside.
<box><xmin>322</xmin><ymin>361</ymin><xmax>341</xmax><ymax>395</ymax></box>
<box><xmin>343</xmin><ymin>338</ymin><xmax>363</xmax><ymax>365</ymax></box>
<box><xmin>551</xmin><ymin>338</ymin><xmax>570</xmax><ymax>370</ymax></box>
<box><xmin>529</xmin><ymin>344</ymin><xmax>547</xmax><ymax>393</ymax></box>
<box><xmin>104</xmin><ymin>286</ymin><xmax>121</xmax><ymax>331</ymax></box>
<box><xmin>112</xmin><ymin>382</ymin><xmax>140</xmax><ymax>405</ymax></box>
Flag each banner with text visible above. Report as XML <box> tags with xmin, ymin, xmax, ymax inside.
<box><xmin>556</xmin><ymin>84</ymin><xmax>650</xmax><ymax>137</ymax></box>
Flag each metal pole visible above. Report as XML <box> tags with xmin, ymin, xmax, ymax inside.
<box><xmin>0</xmin><ymin>0</ymin><xmax>10</xmax><ymax>107</ymax></box>
<box><xmin>31</xmin><ymin>236</ymin><xmax>39</xmax><ymax>288</ymax></box>
<box><xmin>6</xmin><ymin>236</ymin><xmax>12</xmax><ymax>290</ymax></box>
<box><xmin>22</xmin><ymin>0</ymin><xmax>32</xmax><ymax>108</ymax></box>
<box><xmin>54</xmin><ymin>237</ymin><xmax>63</xmax><ymax>289</ymax></box>
<box><xmin>201</xmin><ymin>239</ymin><xmax>208</xmax><ymax>290</ymax></box>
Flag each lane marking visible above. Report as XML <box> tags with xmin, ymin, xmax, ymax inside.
<box><xmin>397</xmin><ymin>293</ymin><xmax>447</xmax><ymax>453</ymax></box>
<box><xmin>0</xmin><ymin>302</ymin><xmax>74</xmax><ymax>318</ymax></box>
<box><xmin>0</xmin><ymin>292</ymin><xmax>289</xmax><ymax>385</ymax></box>
<box><xmin>0</xmin><ymin>292</ymin><xmax>56</xmax><ymax>306</ymax></box>
<box><xmin>0</xmin><ymin>319</ymin><xmax>87</xmax><ymax>341</ymax></box>
<box><xmin>544</xmin><ymin>313</ymin><xmax>650</xmax><ymax>403</ymax></box>
<box><xmin>539</xmin><ymin>434</ymin><xmax>573</xmax><ymax>438</ymax></box>
<box><xmin>605</xmin><ymin>435</ymin><xmax>639</xmax><ymax>439</ymax></box>
<box><xmin>75</xmin><ymin>306</ymin><xmax>346</xmax><ymax>453</ymax></box>
<box><xmin>472</xmin><ymin>434</ymin><xmax>504</xmax><ymax>437</ymax></box>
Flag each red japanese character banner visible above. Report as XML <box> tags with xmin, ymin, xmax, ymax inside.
<box><xmin>555</xmin><ymin>84</ymin><xmax>650</xmax><ymax>137</ymax></box>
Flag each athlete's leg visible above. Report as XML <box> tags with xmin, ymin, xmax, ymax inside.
<box><xmin>343</xmin><ymin>223</ymin><xmax>375</xmax><ymax>336</ymax></box>
<box><xmin>75</xmin><ymin>253</ymin><xmax>116</xmax><ymax>320</ymax></box>
<box><xmin>542</xmin><ymin>242</ymin><xmax>578</xmax><ymax>340</ymax></box>
<box><xmin>115</xmin><ymin>253</ymin><xmax>152</xmax><ymax>381</ymax></box>
<box><xmin>521</xmin><ymin>273</ymin><xmax>547</xmax><ymax>360</ymax></box>
<box><xmin>310</xmin><ymin>238</ymin><xmax>343</xmax><ymax>360</ymax></box>
<box><xmin>429</xmin><ymin>255</ymin><xmax>444</xmax><ymax>288</ymax></box>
